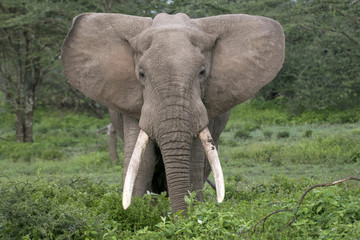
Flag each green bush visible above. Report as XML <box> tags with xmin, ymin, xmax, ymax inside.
<box><xmin>234</xmin><ymin>128</ymin><xmax>251</xmax><ymax>139</ymax></box>
<box><xmin>304</xmin><ymin>129</ymin><xmax>313</xmax><ymax>138</ymax></box>
<box><xmin>0</xmin><ymin>175</ymin><xmax>359</xmax><ymax>239</ymax></box>
<box><xmin>263</xmin><ymin>130</ymin><xmax>273</xmax><ymax>139</ymax></box>
<box><xmin>277</xmin><ymin>131</ymin><xmax>290</xmax><ymax>139</ymax></box>
<box><xmin>327</xmin><ymin>110</ymin><xmax>360</xmax><ymax>124</ymax></box>
<box><xmin>0</xmin><ymin>177</ymin><xmax>169</xmax><ymax>239</ymax></box>
<box><xmin>0</xmin><ymin>177</ymin><xmax>105</xmax><ymax>239</ymax></box>
<box><xmin>291</xmin><ymin>109</ymin><xmax>360</xmax><ymax>124</ymax></box>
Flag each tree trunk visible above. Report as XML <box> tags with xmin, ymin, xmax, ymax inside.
<box><xmin>13</xmin><ymin>31</ymin><xmax>35</xmax><ymax>143</ymax></box>
<box><xmin>24</xmin><ymin>107</ymin><xmax>34</xmax><ymax>142</ymax></box>
<box><xmin>15</xmin><ymin>102</ymin><xmax>34</xmax><ymax>143</ymax></box>
<box><xmin>15</xmin><ymin>108</ymin><xmax>25</xmax><ymax>142</ymax></box>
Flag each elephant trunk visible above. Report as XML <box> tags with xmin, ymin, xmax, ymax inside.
<box><xmin>156</xmin><ymin>119</ymin><xmax>193</xmax><ymax>213</ymax></box>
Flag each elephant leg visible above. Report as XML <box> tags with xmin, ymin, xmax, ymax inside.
<box><xmin>122</xmin><ymin>114</ymin><xmax>157</xmax><ymax>196</ymax></box>
<box><xmin>151</xmin><ymin>147</ymin><xmax>167</xmax><ymax>194</ymax></box>
<box><xmin>109</xmin><ymin>109</ymin><xmax>124</xmax><ymax>141</ymax></box>
<box><xmin>109</xmin><ymin>124</ymin><xmax>118</xmax><ymax>163</ymax></box>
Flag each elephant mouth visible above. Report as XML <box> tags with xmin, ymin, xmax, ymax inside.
<box><xmin>122</xmin><ymin>126</ymin><xmax>225</xmax><ymax>210</ymax></box>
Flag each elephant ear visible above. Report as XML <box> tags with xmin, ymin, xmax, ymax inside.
<box><xmin>61</xmin><ymin>13</ymin><xmax>152</xmax><ymax>119</ymax></box>
<box><xmin>193</xmin><ymin>15</ymin><xmax>285</xmax><ymax>119</ymax></box>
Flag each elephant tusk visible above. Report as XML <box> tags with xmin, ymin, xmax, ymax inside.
<box><xmin>199</xmin><ymin>127</ymin><xmax>225</xmax><ymax>203</ymax></box>
<box><xmin>122</xmin><ymin>129</ymin><xmax>149</xmax><ymax>209</ymax></box>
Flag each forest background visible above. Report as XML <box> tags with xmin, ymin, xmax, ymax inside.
<box><xmin>0</xmin><ymin>0</ymin><xmax>359</xmax><ymax>239</ymax></box>
<box><xmin>1</xmin><ymin>0</ymin><xmax>359</xmax><ymax>142</ymax></box>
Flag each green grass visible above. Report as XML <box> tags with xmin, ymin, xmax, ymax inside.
<box><xmin>0</xmin><ymin>100</ymin><xmax>359</xmax><ymax>239</ymax></box>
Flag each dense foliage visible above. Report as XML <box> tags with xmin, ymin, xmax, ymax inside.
<box><xmin>1</xmin><ymin>177</ymin><xmax>360</xmax><ymax>240</ymax></box>
<box><xmin>1</xmin><ymin>175</ymin><xmax>359</xmax><ymax>239</ymax></box>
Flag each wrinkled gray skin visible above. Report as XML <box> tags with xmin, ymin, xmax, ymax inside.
<box><xmin>61</xmin><ymin>13</ymin><xmax>285</xmax><ymax>214</ymax></box>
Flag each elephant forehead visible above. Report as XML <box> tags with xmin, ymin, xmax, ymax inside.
<box><xmin>153</xmin><ymin>13</ymin><xmax>191</xmax><ymax>27</ymax></box>
<box><xmin>132</xmin><ymin>26</ymin><xmax>215</xmax><ymax>54</ymax></box>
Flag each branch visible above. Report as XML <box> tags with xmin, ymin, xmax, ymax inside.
<box><xmin>282</xmin><ymin>176</ymin><xmax>360</xmax><ymax>230</ymax></box>
<box><xmin>250</xmin><ymin>209</ymin><xmax>293</xmax><ymax>234</ymax></box>
<box><xmin>0</xmin><ymin>86</ymin><xmax>17</xmax><ymax>107</ymax></box>
<box><xmin>340</xmin><ymin>12</ymin><xmax>360</xmax><ymax>26</ymax></box>
<box><xmin>0</xmin><ymin>86</ymin><xmax>12</xmax><ymax>95</ymax></box>
<box><xmin>322</xmin><ymin>26</ymin><xmax>360</xmax><ymax>45</ymax></box>
<box><xmin>299</xmin><ymin>17</ymin><xmax>360</xmax><ymax>46</ymax></box>
<box><xmin>351</xmin><ymin>0</ymin><xmax>359</xmax><ymax>5</ymax></box>
<box><xmin>240</xmin><ymin>176</ymin><xmax>360</xmax><ymax>237</ymax></box>
<box><xmin>69</xmin><ymin>87</ymin><xmax>104</xmax><ymax>119</ymax></box>
<box><xmin>338</xmin><ymin>31</ymin><xmax>359</xmax><ymax>45</ymax></box>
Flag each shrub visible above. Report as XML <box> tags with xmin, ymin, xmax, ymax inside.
<box><xmin>277</xmin><ymin>131</ymin><xmax>290</xmax><ymax>139</ymax></box>
<box><xmin>0</xmin><ymin>177</ymin><xmax>169</xmax><ymax>239</ymax></box>
<box><xmin>0</xmin><ymin>176</ymin><xmax>359</xmax><ymax>239</ymax></box>
<box><xmin>291</xmin><ymin>109</ymin><xmax>360</xmax><ymax>124</ymax></box>
<box><xmin>304</xmin><ymin>130</ymin><xmax>313</xmax><ymax>138</ymax></box>
<box><xmin>263</xmin><ymin>130</ymin><xmax>273</xmax><ymax>139</ymax></box>
<box><xmin>0</xmin><ymin>177</ymin><xmax>105</xmax><ymax>239</ymax></box>
<box><xmin>234</xmin><ymin>128</ymin><xmax>251</xmax><ymax>139</ymax></box>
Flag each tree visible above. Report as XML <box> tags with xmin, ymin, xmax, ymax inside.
<box><xmin>0</xmin><ymin>0</ymin><xmax>108</xmax><ymax>142</ymax></box>
<box><xmin>169</xmin><ymin>0</ymin><xmax>231</xmax><ymax>17</ymax></box>
<box><xmin>0</xmin><ymin>1</ymin><xmax>68</xmax><ymax>141</ymax></box>
<box><xmin>230</xmin><ymin>0</ymin><xmax>360</xmax><ymax>112</ymax></box>
<box><xmin>283</xmin><ymin>0</ymin><xmax>360</xmax><ymax>111</ymax></box>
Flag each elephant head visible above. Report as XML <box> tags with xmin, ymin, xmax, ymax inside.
<box><xmin>61</xmin><ymin>13</ymin><xmax>284</xmax><ymax>213</ymax></box>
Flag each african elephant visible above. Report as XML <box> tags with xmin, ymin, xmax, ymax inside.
<box><xmin>61</xmin><ymin>13</ymin><xmax>285</xmax><ymax>214</ymax></box>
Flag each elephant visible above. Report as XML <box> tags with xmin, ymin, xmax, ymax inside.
<box><xmin>61</xmin><ymin>13</ymin><xmax>285</xmax><ymax>214</ymax></box>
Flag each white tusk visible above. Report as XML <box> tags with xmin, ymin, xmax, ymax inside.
<box><xmin>199</xmin><ymin>127</ymin><xmax>225</xmax><ymax>203</ymax></box>
<box><xmin>122</xmin><ymin>129</ymin><xmax>149</xmax><ymax>209</ymax></box>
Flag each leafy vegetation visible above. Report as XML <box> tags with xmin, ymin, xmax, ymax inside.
<box><xmin>1</xmin><ymin>102</ymin><xmax>359</xmax><ymax>239</ymax></box>
<box><xmin>1</xmin><ymin>176</ymin><xmax>359</xmax><ymax>239</ymax></box>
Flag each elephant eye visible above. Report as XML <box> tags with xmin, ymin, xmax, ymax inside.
<box><xmin>199</xmin><ymin>68</ymin><xmax>206</xmax><ymax>77</ymax></box>
<box><xmin>139</xmin><ymin>69</ymin><xmax>146</xmax><ymax>79</ymax></box>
